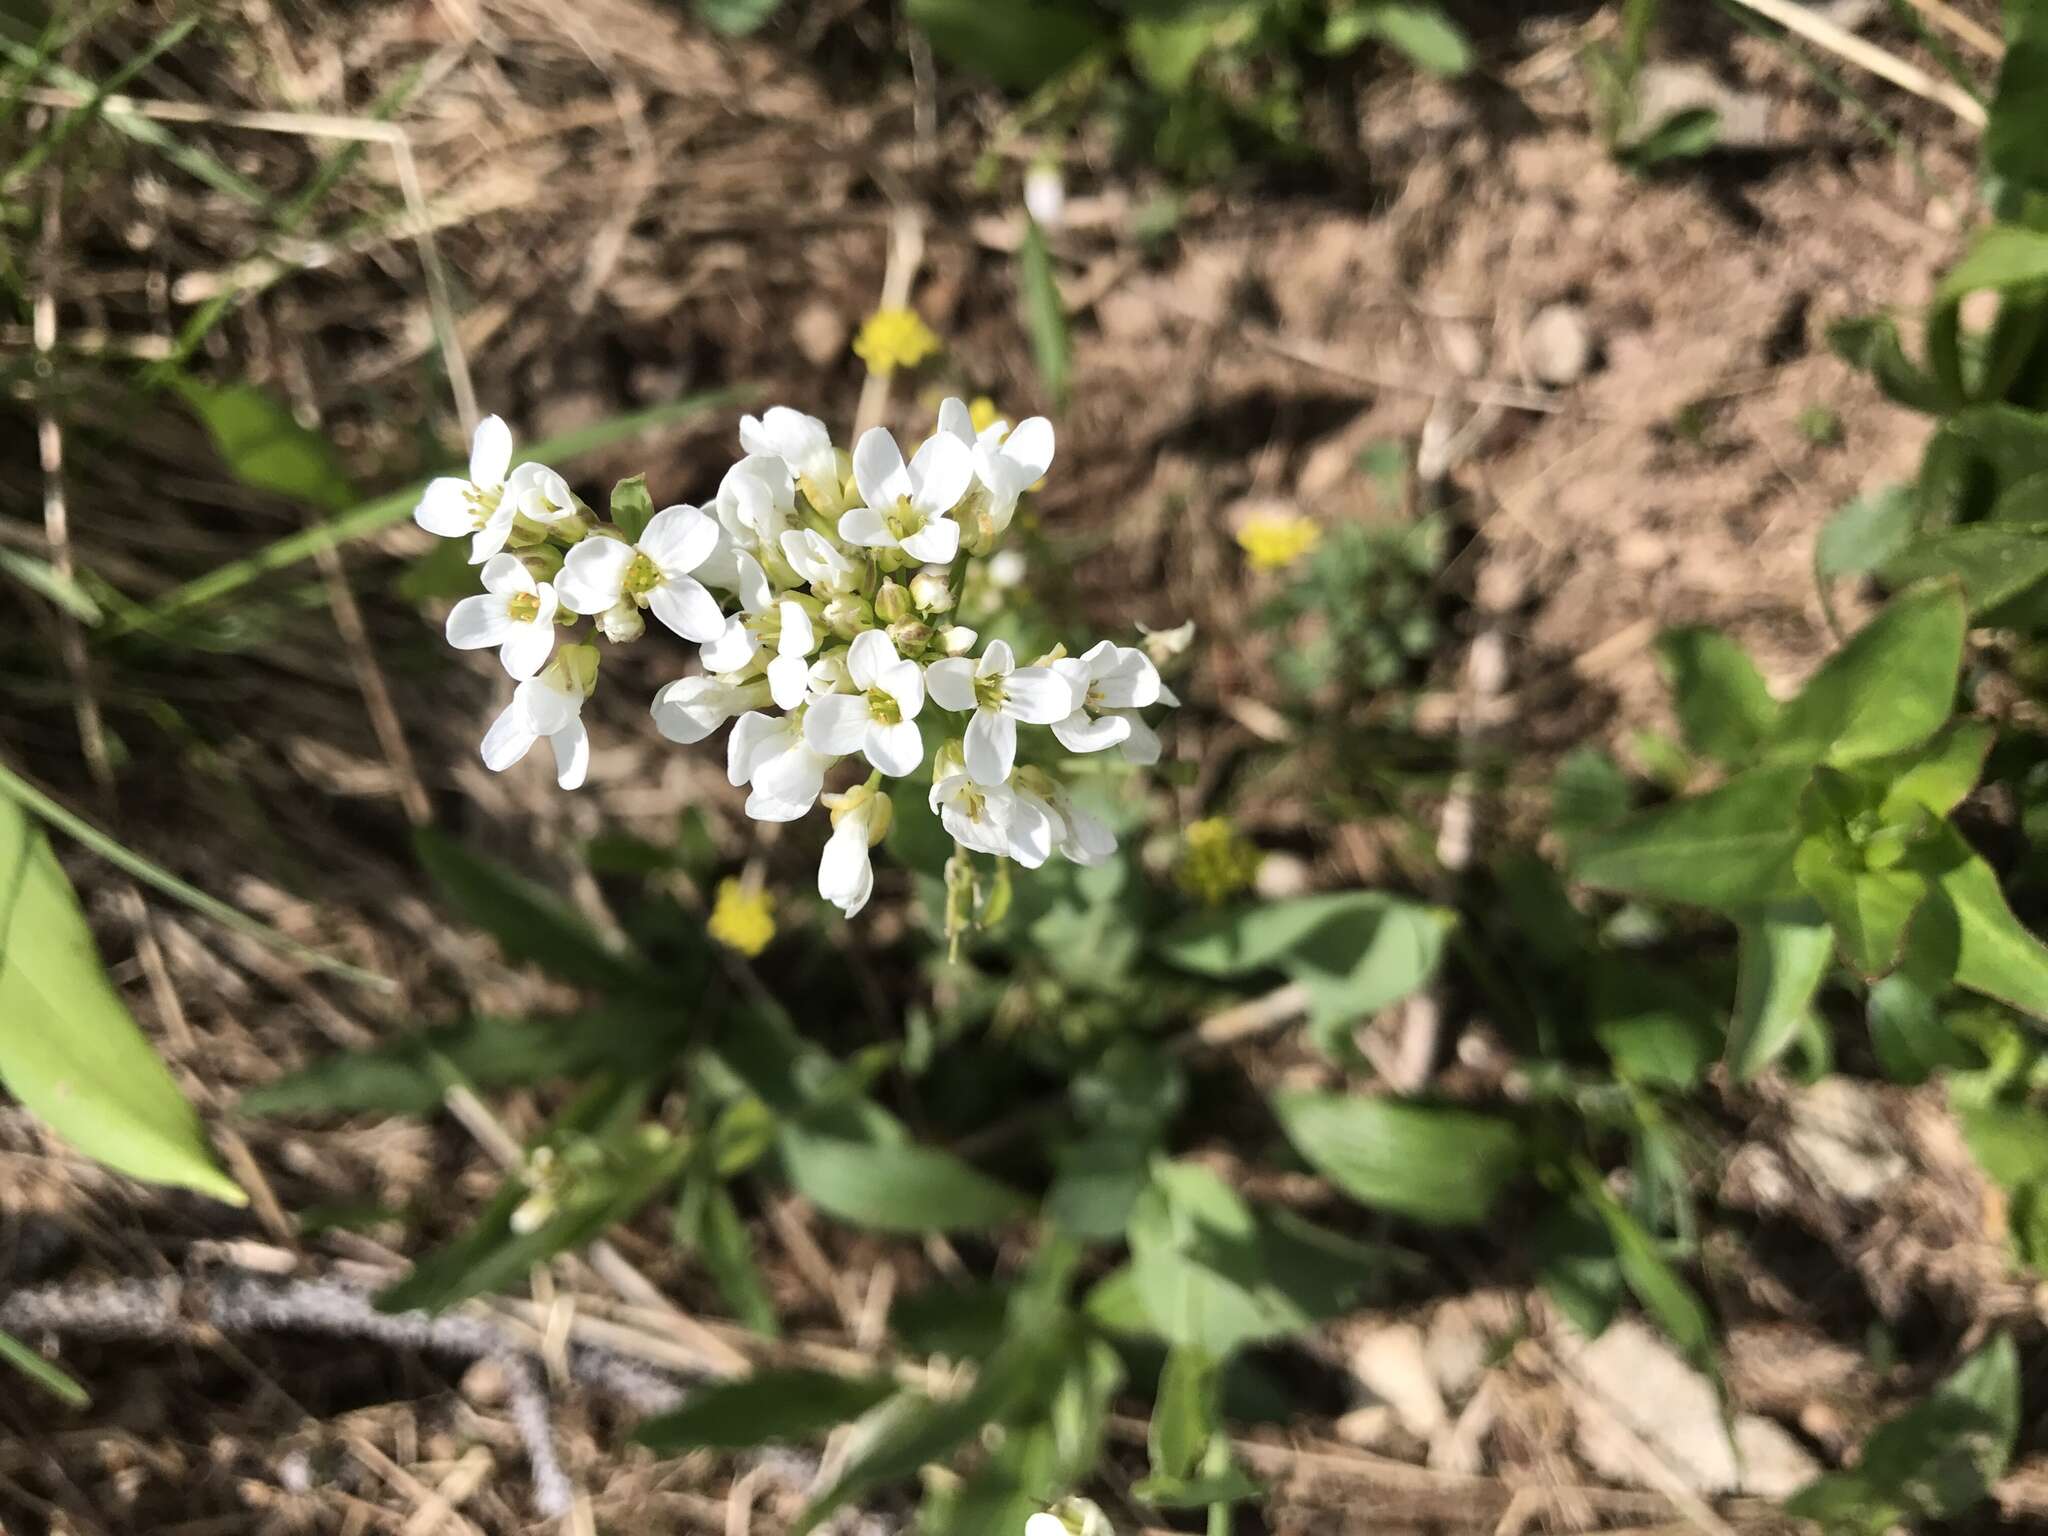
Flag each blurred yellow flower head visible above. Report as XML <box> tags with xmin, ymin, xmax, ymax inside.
<box><xmin>853</xmin><ymin>307</ymin><xmax>941</xmax><ymax>378</ymax></box>
<box><xmin>1176</xmin><ymin>817</ymin><xmax>1263</xmax><ymax>905</ymax></box>
<box><xmin>968</xmin><ymin>396</ymin><xmax>1004</xmax><ymax>434</ymax></box>
<box><xmin>1235</xmin><ymin>512</ymin><xmax>1321</xmax><ymax>571</ymax></box>
<box><xmin>709</xmin><ymin>877</ymin><xmax>776</xmax><ymax>956</ymax></box>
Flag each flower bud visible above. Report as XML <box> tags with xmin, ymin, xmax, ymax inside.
<box><xmin>547</xmin><ymin>513</ymin><xmax>590</xmax><ymax>545</ymax></box>
<box><xmin>874</xmin><ymin>580</ymin><xmax>913</xmax><ymax>623</ymax></box>
<box><xmin>887</xmin><ymin>618</ymin><xmax>932</xmax><ymax>652</ymax></box>
<box><xmin>823</xmin><ymin>594</ymin><xmax>871</xmax><ymax>640</ymax></box>
<box><xmin>519</xmin><ymin>545</ymin><xmax>565</xmax><ymax>581</ymax></box>
<box><xmin>1024</xmin><ymin>163</ymin><xmax>1067</xmax><ymax>230</ymax></box>
<box><xmin>938</xmin><ymin>624</ymin><xmax>978</xmax><ymax>656</ymax></box>
<box><xmin>597</xmin><ymin>599</ymin><xmax>645</xmax><ymax>644</ymax></box>
<box><xmin>933</xmin><ymin>740</ymin><xmax>966</xmax><ymax>782</ymax></box>
<box><xmin>550</xmin><ymin>642</ymin><xmax>601</xmax><ymax>697</ymax></box>
<box><xmin>909</xmin><ymin>567</ymin><xmax>955</xmax><ymax>614</ymax></box>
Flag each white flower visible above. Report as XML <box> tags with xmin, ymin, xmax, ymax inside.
<box><xmin>1114</xmin><ymin>709</ymin><xmax>1162</xmax><ymax>766</ymax></box>
<box><xmin>838</xmin><ymin>427</ymin><xmax>973</xmax><ymax>565</ymax></box>
<box><xmin>481</xmin><ymin>647</ymin><xmax>595</xmax><ymax>790</ymax></box>
<box><xmin>937</xmin><ymin>397</ymin><xmax>1053</xmax><ymax>535</ymax></box>
<box><xmin>1024</xmin><ymin>163</ymin><xmax>1066</xmax><ymax>229</ymax></box>
<box><xmin>701</xmin><ymin>563</ymin><xmax>818</xmax><ymax>710</ymax></box>
<box><xmin>650</xmin><ymin>674</ymin><xmax>771</xmax><ymax>745</ymax></box>
<box><xmin>803</xmin><ymin>630</ymin><xmax>926</xmax><ymax>777</ymax></box>
<box><xmin>1027</xmin><ymin>1498</ymin><xmax>1112</xmax><ymax>1536</ymax></box>
<box><xmin>780</xmin><ymin>529</ymin><xmax>860</xmax><ymax>596</ymax></box>
<box><xmin>504</xmin><ymin>461</ymin><xmax>578</xmax><ymax>527</ymax></box>
<box><xmin>819</xmin><ymin>785</ymin><xmax>891</xmax><ymax>919</ymax></box>
<box><xmin>414</xmin><ymin>414</ymin><xmax>519</xmax><ymax>563</ymax></box>
<box><xmin>1021</xmin><ymin>772</ymin><xmax>1117</xmax><ymax>867</ymax></box>
<box><xmin>556</xmin><ymin>504</ymin><xmax>726</xmax><ymax>642</ymax></box>
<box><xmin>701</xmin><ymin>457</ymin><xmax>796</xmax><ymax>590</ymax></box>
<box><xmin>445</xmin><ymin>554</ymin><xmax>559</xmax><ymax>680</ymax></box>
<box><xmin>727</xmin><ymin>710</ymin><xmax>832</xmax><ymax>822</ymax></box>
<box><xmin>1050</xmin><ymin>641</ymin><xmax>1159</xmax><ymax>753</ymax></box>
<box><xmin>740</xmin><ymin>406</ymin><xmax>839</xmax><ymax>489</ymax></box>
<box><xmin>925</xmin><ymin>639</ymin><xmax>1075</xmax><ymax>785</ymax></box>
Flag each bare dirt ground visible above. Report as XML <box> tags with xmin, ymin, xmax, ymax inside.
<box><xmin>2</xmin><ymin>1</ymin><xmax>2035</xmax><ymax>1532</ymax></box>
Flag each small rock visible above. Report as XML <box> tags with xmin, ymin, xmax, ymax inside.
<box><xmin>460</xmin><ymin>1358</ymin><xmax>509</xmax><ymax>1407</ymax></box>
<box><xmin>1522</xmin><ymin>303</ymin><xmax>1595</xmax><ymax>387</ymax></box>
<box><xmin>792</xmin><ymin>300</ymin><xmax>848</xmax><ymax>370</ymax></box>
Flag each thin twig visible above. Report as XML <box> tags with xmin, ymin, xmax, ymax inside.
<box><xmin>1725</xmin><ymin>0</ymin><xmax>1988</xmax><ymax>127</ymax></box>
<box><xmin>1899</xmin><ymin>0</ymin><xmax>2001</xmax><ymax>59</ymax></box>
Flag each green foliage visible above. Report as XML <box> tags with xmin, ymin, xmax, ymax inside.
<box><xmin>0</xmin><ymin>795</ymin><xmax>243</xmax><ymax>1206</ymax></box>
<box><xmin>634</xmin><ymin>1369</ymin><xmax>899</xmax><ymax>1452</ymax></box>
<box><xmin>177</xmin><ymin>379</ymin><xmax>358</xmax><ymax>514</ymax></box>
<box><xmin>1272</xmin><ymin>1093</ymin><xmax>1527</xmax><ymax>1225</ymax></box>
<box><xmin>778</xmin><ymin>1125</ymin><xmax>1032</xmax><ymax>1233</ymax></box>
<box><xmin>1256</xmin><ymin>515</ymin><xmax>1447</xmax><ymax>698</ymax></box>
<box><xmin>690</xmin><ymin>0</ymin><xmax>783</xmax><ymax>35</ymax></box>
<box><xmin>0</xmin><ymin>1326</ymin><xmax>89</xmax><ymax>1408</ymax></box>
<box><xmin>1018</xmin><ymin>218</ymin><xmax>1073</xmax><ymax>408</ymax></box>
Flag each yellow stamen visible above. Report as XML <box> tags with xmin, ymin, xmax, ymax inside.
<box><xmin>1235</xmin><ymin>513</ymin><xmax>1322</xmax><ymax>571</ymax></box>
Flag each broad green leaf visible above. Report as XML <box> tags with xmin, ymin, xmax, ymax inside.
<box><xmin>1868</xmin><ymin>974</ymin><xmax>1973</xmax><ymax>1084</ymax></box>
<box><xmin>1273</xmin><ymin>1092</ymin><xmax>1527</xmax><ymax>1226</ymax></box>
<box><xmin>1531</xmin><ymin>1199</ymin><xmax>1622</xmax><ymax>1339</ymax></box>
<box><xmin>1572</xmin><ymin>764</ymin><xmax>1808</xmax><ymax>913</ymax></box>
<box><xmin>633</xmin><ymin>1368</ymin><xmax>897</xmax><ymax>1452</ymax></box>
<box><xmin>1938</xmin><ymin>225</ymin><xmax>2048</xmax><ymax>304</ymax></box>
<box><xmin>1127</xmin><ymin>16</ymin><xmax>1219</xmax><ymax>93</ymax></box>
<box><xmin>0</xmin><ymin>1327</ymin><xmax>88</xmax><ymax>1407</ymax></box>
<box><xmin>1956</xmin><ymin>1100</ymin><xmax>2048</xmax><ymax>1190</ymax></box>
<box><xmin>1786</xmin><ymin>1335</ymin><xmax>2018</xmax><ymax>1533</ymax></box>
<box><xmin>1654</xmin><ymin>627</ymin><xmax>1779</xmax><ymax>768</ymax></box>
<box><xmin>907</xmin><ymin>0</ymin><xmax>1106</xmax><ymax>92</ymax></box>
<box><xmin>1344</xmin><ymin>4</ymin><xmax>1471</xmax><ymax>76</ymax></box>
<box><xmin>1884</xmin><ymin>525</ymin><xmax>2048</xmax><ymax>618</ymax></box>
<box><xmin>609</xmin><ymin>473</ymin><xmax>655</xmax><ymax>542</ymax></box>
<box><xmin>1916</xmin><ymin>406</ymin><xmax>2048</xmax><ymax>525</ymax></box>
<box><xmin>177</xmin><ymin>379</ymin><xmax>357</xmax><ymax>513</ymax></box>
<box><xmin>1576</xmin><ymin>1166</ymin><xmax>1715</xmax><ymax>1377</ymax></box>
<box><xmin>692</xmin><ymin>0</ymin><xmax>781</xmax><ymax>34</ymax></box>
<box><xmin>413</xmin><ymin>826</ymin><xmax>651</xmax><ymax>992</ymax></box>
<box><xmin>1159</xmin><ymin>892</ymin><xmax>1376</xmax><ymax>975</ymax></box>
<box><xmin>1988</xmin><ymin>2</ymin><xmax>2048</xmax><ymax>201</ymax></box>
<box><xmin>1727</xmin><ymin>907</ymin><xmax>1834</xmax><ymax>1080</ymax></box>
<box><xmin>1766</xmin><ymin>585</ymin><xmax>1965</xmax><ymax>768</ymax></box>
<box><xmin>1150</xmin><ymin>1344</ymin><xmax>1217</xmax><ymax>1481</ymax></box>
<box><xmin>1827</xmin><ymin>315</ymin><xmax>1956</xmax><ymax>414</ymax></box>
<box><xmin>1620</xmin><ymin>108</ymin><xmax>1721</xmax><ymax>169</ymax></box>
<box><xmin>675</xmin><ymin>1173</ymin><xmax>779</xmax><ymax>1336</ymax></box>
<box><xmin>1018</xmin><ymin>218</ymin><xmax>1071</xmax><ymax>408</ymax></box>
<box><xmin>1794</xmin><ymin>839</ymin><xmax>1926</xmax><ymax>977</ymax></box>
<box><xmin>1816</xmin><ymin>485</ymin><xmax>1916</xmax><ymax>586</ymax></box>
<box><xmin>395</xmin><ymin>535</ymin><xmax>484</xmax><ymax>602</ymax></box>
<box><xmin>1591</xmin><ymin>958</ymin><xmax>1719</xmax><ymax>1088</ymax></box>
<box><xmin>1132</xmin><ymin>1466</ymin><xmax>1264</xmax><ymax>1508</ymax></box>
<box><xmin>1877</xmin><ymin>721</ymin><xmax>1994</xmax><ymax>822</ymax></box>
<box><xmin>0</xmin><ymin>798</ymin><xmax>243</xmax><ymax>1204</ymax></box>
<box><xmin>1914</xmin><ymin>824</ymin><xmax>2048</xmax><ymax>1021</ymax></box>
<box><xmin>1047</xmin><ymin>1132</ymin><xmax>1151</xmax><ymax>1239</ymax></box>
<box><xmin>778</xmin><ymin>1126</ymin><xmax>1029</xmax><ymax>1233</ymax></box>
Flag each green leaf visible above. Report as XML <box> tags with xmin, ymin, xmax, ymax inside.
<box><xmin>1133</xmin><ymin>1466</ymin><xmax>1264</xmax><ymax>1508</ymax></box>
<box><xmin>778</xmin><ymin>1126</ymin><xmax>1029</xmax><ymax>1234</ymax></box>
<box><xmin>675</xmin><ymin>1174</ymin><xmax>779</xmax><ymax>1336</ymax></box>
<box><xmin>1620</xmin><ymin>107</ymin><xmax>1721</xmax><ymax>169</ymax></box>
<box><xmin>1592</xmin><ymin>959</ymin><xmax>1720</xmax><ymax>1089</ymax></box>
<box><xmin>1018</xmin><ymin>218</ymin><xmax>1071</xmax><ymax>408</ymax></box>
<box><xmin>1532</xmin><ymin>1199</ymin><xmax>1623</xmax><ymax>1339</ymax></box>
<box><xmin>395</xmin><ymin>535</ymin><xmax>484</xmax><ymax>602</ymax></box>
<box><xmin>177</xmin><ymin>380</ymin><xmax>358</xmax><ymax>513</ymax></box>
<box><xmin>1150</xmin><ymin>1344</ymin><xmax>1217</xmax><ymax>1481</ymax></box>
<box><xmin>907</xmin><ymin>0</ymin><xmax>1106</xmax><ymax>92</ymax></box>
<box><xmin>1273</xmin><ymin>1092</ymin><xmax>1527</xmax><ymax>1226</ymax></box>
<box><xmin>1913</xmin><ymin>824</ymin><xmax>2048</xmax><ymax>1021</ymax></box>
<box><xmin>634</xmin><ymin>1368</ymin><xmax>897</xmax><ymax>1452</ymax></box>
<box><xmin>1655</xmin><ymin>627</ymin><xmax>1780</xmax><ymax>767</ymax></box>
<box><xmin>0</xmin><ymin>1326</ymin><xmax>88</xmax><ymax>1408</ymax></box>
<box><xmin>1727</xmin><ymin>907</ymin><xmax>1834</xmax><ymax>1080</ymax></box>
<box><xmin>1956</xmin><ymin>1100</ymin><xmax>2048</xmax><ymax>1190</ymax></box>
<box><xmin>1878</xmin><ymin>721</ymin><xmax>1994</xmax><ymax>822</ymax></box>
<box><xmin>413</xmin><ymin>826</ymin><xmax>650</xmax><ymax>993</ymax></box>
<box><xmin>1939</xmin><ymin>225</ymin><xmax>2048</xmax><ymax>304</ymax></box>
<box><xmin>1816</xmin><ymin>485</ymin><xmax>1916</xmax><ymax>586</ymax></box>
<box><xmin>691</xmin><ymin>0</ymin><xmax>781</xmax><ymax>35</ymax></box>
<box><xmin>1883</xmin><ymin>524</ymin><xmax>2048</xmax><ymax>618</ymax></box>
<box><xmin>609</xmin><ymin>474</ymin><xmax>655</xmax><ymax>541</ymax></box>
<box><xmin>1868</xmin><ymin>974</ymin><xmax>1973</xmax><ymax>1084</ymax></box>
<box><xmin>1827</xmin><ymin>315</ymin><xmax>1956</xmax><ymax>414</ymax></box>
<box><xmin>1794</xmin><ymin>839</ymin><xmax>1927</xmax><ymax>977</ymax></box>
<box><xmin>1576</xmin><ymin>1166</ymin><xmax>1715</xmax><ymax>1377</ymax></box>
<box><xmin>1127</xmin><ymin>15</ymin><xmax>1219</xmax><ymax>94</ymax></box>
<box><xmin>1786</xmin><ymin>1335</ymin><xmax>2018</xmax><ymax>1533</ymax></box>
<box><xmin>0</xmin><ymin>798</ymin><xmax>244</xmax><ymax>1205</ymax></box>
<box><xmin>1767</xmin><ymin>585</ymin><xmax>1965</xmax><ymax>768</ymax></box>
<box><xmin>1572</xmin><ymin>764</ymin><xmax>1808</xmax><ymax>913</ymax></box>
<box><xmin>1345</xmin><ymin>3</ymin><xmax>1471</xmax><ymax>76</ymax></box>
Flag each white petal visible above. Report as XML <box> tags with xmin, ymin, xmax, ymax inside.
<box><xmin>701</xmin><ymin>616</ymin><xmax>762</xmax><ymax>674</ymax></box>
<box><xmin>640</xmin><ymin>504</ymin><xmax>720</xmax><ymax>575</ymax></box>
<box><xmin>508</xmin><ymin>463</ymin><xmax>574</xmax><ymax>522</ymax></box>
<box><xmin>740</xmin><ymin>407</ymin><xmax>832</xmax><ymax>479</ymax></box>
<box><xmin>517</xmin><ymin>676</ymin><xmax>580</xmax><ymax>735</ymax></box>
<box><xmin>852</xmin><ymin>427</ymin><xmax>914</xmax><ymax>511</ymax></box>
<box><xmin>876</xmin><ymin>659</ymin><xmax>925</xmax><ymax>719</ymax></box>
<box><xmin>478</xmin><ymin>553</ymin><xmax>535</xmax><ymax>597</ymax></box>
<box><xmin>1004</xmin><ymin>794</ymin><xmax>1055</xmax><ymax>869</ymax></box>
<box><xmin>778</xmin><ymin>601</ymin><xmax>816</xmax><ymax>659</ymax></box>
<box><xmin>734</xmin><ymin>551</ymin><xmax>773</xmax><ymax>614</ymax></box>
<box><xmin>726</xmin><ymin>710</ymin><xmax>785</xmax><ymax>783</ymax></box>
<box><xmin>548</xmin><ymin>720</ymin><xmax>590</xmax><ymax>790</ymax></box>
<box><xmin>819</xmin><ymin>819</ymin><xmax>875</xmax><ymax>918</ymax></box>
<box><xmin>924</xmin><ymin>658</ymin><xmax>978</xmax><ymax>712</ymax></box>
<box><xmin>498</xmin><ymin>618</ymin><xmax>556</xmax><ymax>680</ymax></box>
<box><xmin>480</xmin><ymin>699</ymin><xmax>538</xmax><ymax>772</ymax></box>
<box><xmin>415</xmin><ymin>477</ymin><xmax>476</xmax><ymax>537</ymax></box>
<box><xmin>1002</xmin><ymin>416</ymin><xmax>1055</xmax><ymax>482</ymax></box>
<box><xmin>446</xmin><ymin>594</ymin><xmax>515</xmax><ymax>651</ymax></box>
<box><xmin>1099</xmin><ymin>646</ymin><xmax>1162</xmax><ymax>708</ymax></box>
<box><xmin>653</xmin><ymin>678</ymin><xmax>726</xmax><ymax>745</ymax></box>
<box><xmin>899</xmin><ymin>515</ymin><xmax>960</xmax><ymax>566</ymax></box>
<box><xmin>964</xmin><ymin>709</ymin><xmax>1015</xmax><ymax>786</ymax></box>
<box><xmin>1061</xmin><ymin>805</ymin><xmax>1116</xmax><ymax>866</ymax></box>
<box><xmin>1051</xmin><ymin>709</ymin><xmax>1131</xmax><ymax>754</ymax></box>
<box><xmin>469</xmin><ymin>415</ymin><xmax>513</xmax><ymax>487</ymax></box>
<box><xmin>781</xmin><ymin>530</ymin><xmax>852</xmax><ymax>589</ymax></box>
<box><xmin>837</xmin><ymin>505</ymin><xmax>896</xmax><ymax>549</ymax></box>
<box><xmin>907</xmin><ymin>432</ymin><xmax>974</xmax><ymax>515</ymax></box>
<box><xmin>1117</xmin><ymin>710</ymin><xmax>1161</xmax><ymax>766</ymax></box>
<box><xmin>865</xmin><ymin>719</ymin><xmax>925</xmax><ymax>778</ymax></box>
<box><xmin>978</xmin><ymin>639</ymin><xmax>1016</xmax><ymax>678</ymax></box>
<box><xmin>846</xmin><ymin>629</ymin><xmax>896</xmax><ymax>691</ymax></box>
<box><xmin>1025</xmin><ymin>1516</ymin><xmax>1069</xmax><ymax>1536</ymax></box>
<box><xmin>648</xmin><ymin>576</ymin><xmax>728</xmax><ymax>643</ymax></box>
<box><xmin>805</xmin><ymin>693</ymin><xmax>872</xmax><ymax>756</ymax></box>
<box><xmin>747</xmin><ymin>747</ymin><xmax>829</xmax><ymax>821</ymax></box>
<box><xmin>469</xmin><ymin>512</ymin><xmax>514</xmax><ymax>564</ymax></box>
<box><xmin>1001</xmin><ymin>667</ymin><xmax>1074</xmax><ymax>725</ymax></box>
<box><xmin>767</xmin><ymin>651</ymin><xmax>810</xmax><ymax>711</ymax></box>
<box><xmin>556</xmin><ymin>538</ymin><xmax>635</xmax><ymax>615</ymax></box>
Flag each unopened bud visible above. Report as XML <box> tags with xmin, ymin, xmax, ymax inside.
<box><xmin>597</xmin><ymin>599</ymin><xmax>644</xmax><ymax>644</ymax></box>
<box><xmin>823</xmin><ymin>594</ymin><xmax>871</xmax><ymax>639</ymax></box>
<box><xmin>909</xmin><ymin>568</ymin><xmax>955</xmax><ymax>614</ymax></box>
<box><xmin>874</xmin><ymin>580</ymin><xmax>912</xmax><ymax>623</ymax></box>
<box><xmin>938</xmin><ymin>625</ymin><xmax>978</xmax><ymax>656</ymax></box>
<box><xmin>1024</xmin><ymin>163</ymin><xmax>1067</xmax><ymax>229</ymax></box>
<box><xmin>519</xmin><ymin>545</ymin><xmax>565</xmax><ymax>581</ymax></box>
<box><xmin>548</xmin><ymin>513</ymin><xmax>590</xmax><ymax>545</ymax></box>
<box><xmin>887</xmin><ymin>618</ymin><xmax>932</xmax><ymax>651</ymax></box>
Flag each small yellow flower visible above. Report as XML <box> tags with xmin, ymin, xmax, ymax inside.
<box><xmin>709</xmin><ymin>877</ymin><xmax>776</xmax><ymax>957</ymax></box>
<box><xmin>1235</xmin><ymin>512</ymin><xmax>1322</xmax><ymax>571</ymax></box>
<box><xmin>1176</xmin><ymin>817</ymin><xmax>1264</xmax><ymax>906</ymax></box>
<box><xmin>968</xmin><ymin>395</ymin><xmax>1004</xmax><ymax>435</ymax></box>
<box><xmin>853</xmin><ymin>307</ymin><xmax>941</xmax><ymax>378</ymax></box>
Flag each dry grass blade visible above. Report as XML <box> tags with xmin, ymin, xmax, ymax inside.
<box><xmin>1725</xmin><ymin>0</ymin><xmax>1988</xmax><ymax>127</ymax></box>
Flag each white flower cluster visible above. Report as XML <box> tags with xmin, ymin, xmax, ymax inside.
<box><xmin>415</xmin><ymin>401</ymin><xmax>1177</xmax><ymax>919</ymax></box>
